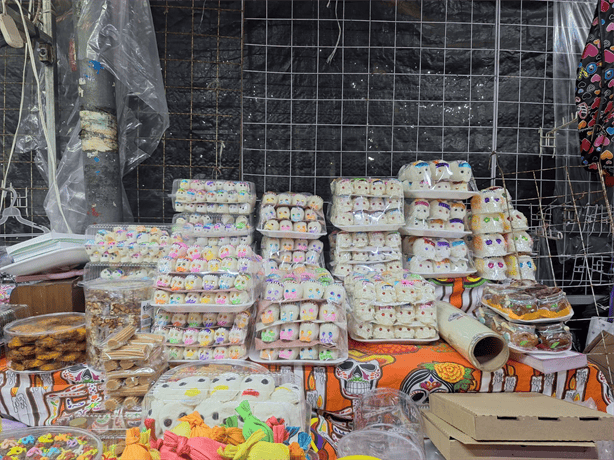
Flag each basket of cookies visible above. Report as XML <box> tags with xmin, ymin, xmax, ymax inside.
<box><xmin>4</xmin><ymin>312</ymin><xmax>86</xmax><ymax>372</ymax></box>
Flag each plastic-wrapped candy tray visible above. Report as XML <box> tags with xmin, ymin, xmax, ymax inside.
<box><xmin>398</xmin><ymin>160</ymin><xmax>478</xmax><ymax>199</ymax></box>
<box><xmin>142</xmin><ymin>361</ymin><xmax>309</xmax><ymax>439</ymax></box>
<box><xmin>5</xmin><ymin>313</ymin><xmax>86</xmax><ymax>372</ymax></box>
<box><xmin>257</xmin><ymin>191</ymin><xmax>326</xmax><ymax>239</ymax></box>
<box><xmin>260</xmin><ymin>236</ymin><xmax>325</xmax><ymax>266</ymax></box>
<box><xmin>172</xmin><ymin>213</ymin><xmax>253</xmax><ymax>237</ymax></box>
<box><xmin>171</xmin><ymin>179</ymin><xmax>257</xmax><ymax>212</ymax></box>
<box><xmin>403</xmin><ymin>236</ymin><xmax>475</xmax><ymax>277</ymax></box>
<box><xmin>0</xmin><ymin>427</ymin><xmax>102</xmax><ymax>460</ymax></box>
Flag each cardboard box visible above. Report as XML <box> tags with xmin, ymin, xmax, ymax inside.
<box><xmin>429</xmin><ymin>393</ymin><xmax>613</xmax><ymax>442</ymax></box>
<box><xmin>509</xmin><ymin>349</ymin><xmax>588</xmax><ymax>374</ymax></box>
<box><xmin>424</xmin><ymin>411</ymin><xmax>598</xmax><ymax>460</ymax></box>
<box><xmin>585</xmin><ymin>331</ymin><xmax>614</xmax><ymax>387</ymax></box>
<box><xmin>9</xmin><ymin>278</ymin><xmax>84</xmax><ymax>316</ymax></box>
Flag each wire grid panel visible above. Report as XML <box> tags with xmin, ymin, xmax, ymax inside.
<box><xmin>124</xmin><ymin>0</ymin><xmax>244</xmax><ymax>223</ymax></box>
<box><xmin>242</xmin><ymin>0</ymin><xmax>555</xmax><ymax>200</ymax></box>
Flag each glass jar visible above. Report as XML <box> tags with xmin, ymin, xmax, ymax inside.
<box><xmin>536</xmin><ymin>323</ymin><xmax>572</xmax><ymax>352</ymax></box>
<box><xmin>501</xmin><ymin>322</ymin><xmax>539</xmax><ymax>350</ymax></box>
<box><xmin>538</xmin><ymin>292</ymin><xmax>572</xmax><ymax>315</ymax></box>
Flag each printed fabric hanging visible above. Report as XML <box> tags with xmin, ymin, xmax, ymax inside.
<box><xmin>577</xmin><ymin>0</ymin><xmax>614</xmax><ymax>186</ymax></box>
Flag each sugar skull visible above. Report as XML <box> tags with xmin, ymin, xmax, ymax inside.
<box><xmin>352</xmin><ymin>322</ymin><xmax>373</xmax><ymax>339</ymax></box>
<box><xmin>409</xmin><ymin>258</ymin><xmax>433</xmax><ymax>274</ymax></box>
<box><xmin>260</xmin><ymin>305</ymin><xmax>280</xmax><ymax>324</ymax></box>
<box><xmin>300</xmin><ymin>301</ymin><xmax>319</xmax><ymax>321</ymax></box>
<box><xmin>280</xmin><ymin>303</ymin><xmax>299</xmax><ymax>322</ymax></box>
<box><xmin>214</xmin><ymin>328</ymin><xmax>228</xmax><ymax>344</ymax></box>
<box><xmin>265</xmin><ymin>281</ymin><xmax>284</xmax><ymax>301</ymax></box>
<box><xmin>215</xmin><ymin>292</ymin><xmax>229</xmax><ymax>305</ymax></box>
<box><xmin>261</xmin><ymin>325</ymin><xmax>280</xmax><ymax>343</ymax></box>
<box><xmin>299</xmin><ymin>322</ymin><xmax>319</xmax><ymax>342</ymax></box>
<box><xmin>325</xmin><ymin>284</ymin><xmax>346</xmax><ymax>305</ymax></box>
<box><xmin>434</xmin><ymin>239</ymin><xmax>451</xmax><ymax>260</ymax></box>
<box><xmin>280</xmin><ymin>324</ymin><xmax>300</xmax><ymax>341</ymax></box>
<box><xmin>396</xmin><ymin>305</ymin><xmax>417</xmax><ymax>325</ymax></box>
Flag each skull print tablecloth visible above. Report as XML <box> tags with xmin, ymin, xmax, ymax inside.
<box><xmin>0</xmin><ymin>347</ymin><xmax>610</xmax><ymax>460</ymax></box>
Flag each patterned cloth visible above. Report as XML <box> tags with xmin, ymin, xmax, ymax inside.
<box><xmin>577</xmin><ymin>0</ymin><xmax>614</xmax><ymax>185</ymax></box>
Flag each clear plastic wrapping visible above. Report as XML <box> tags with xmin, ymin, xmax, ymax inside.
<box><xmin>252</xmin><ymin>267</ymin><xmax>348</xmax><ymax>364</ymax></box>
<box><xmin>173</xmin><ymin>213</ymin><xmax>254</xmax><ymax>237</ymax></box>
<box><xmin>4</xmin><ymin>313</ymin><xmax>86</xmax><ymax>372</ymax></box>
<box><xmin>153</xmin><ymin>307</ymin><xmax>252</xmax><ymax>362</ymax></box>
<box><xmin>481</xmin><ymin>282</ymin><xmax>574</xmax><ymax>322</ymax></box>
<box><xmin>504</xmin><ymin>231</ymin><xmax>534</xmax><ymax>254</ymax></box>
<box><xmin>474</xmin><ymin>257</ymin><xmax>508</xmax><ymax>280</ymax></box>
<box><xmin>260</xmin><ymin>237</ymin><xmax>325</xmax><ymax>266</ymax></box>
<box><xmin>171</xmin><ymin>179</ymin><xmax>257</xmax><ymax>213</ymax></box>
<box><xmin>403</xmin><ymin>236</ymin><xmax>475</xmax><ymax>277</ymax></box>
<box><xmin>156</xmin><ymin>247</ymin><xmax>261</xmax><ymax>276</ymax></box>
<box><xmin>142</xmin><ymin>362</ymin><xmax>309</xmax><ymax>439</ymax></box>
<box><xmin>398</xmin><ymin>160</ymin><xmax>477</xmax><ymax>199</ymax></box>
<box><xmin>330</xmin><ymin>196</ymin><xmax>405</xmax><ymax>231</ymax></box>
<box><xmin>0</xmin><ymin>304</ymin><xmax>30</xmax><ymax>344</ymax></box>
<box><xmin>0</xmin><ymin>427</ymin><xmax>102</xmax><ymax>460</ymax></box>
<box><xmin>402</xmin><ymin>198</ymin><xmax>469</xmax><ymax>237</ymax></box>
<box><xmin>85</xmin><ymin>224</ymin><xmax>172</xmax><ymax>264</ymax></box>
<box><xmin>257</xmin><ymin>192</ymin><xmax>326</xmax><ymax>239</ymax></box>
<box><xmin>474</xmin><ymin>306</ymin><xmax>572</xmax><ymax>353</ymax></box>
<box><xmin>504</xmin><ymin>254</ymin><xmax>537</xmax><ymax>281</ymax></box>
<box><xmin>469</xmin><ymin>186</ymin><xmax>512</xmax><ymax>214</ymax></box>
<box><xmin>152</xmin><ymin>270</ymin><xmax>261</xmax><ymax>310</ymax></box>
<box><xmin>345</xmin><ymin>271</ymin><xmax>439</xmax><ymax>343</ymax></box>
<box><xmin>83</xmin><ymin>263</ymin><xmax>157</xmax><ymax>282</ymax></box>
<box><xmin>470</xmin><ymin>233</ymin><xmax>508</xmax><ymax>258</ymax></box>
<box><xmin>84</xmin><ymin>279</ymin><xmax>153</xmax><ymax>316</ymax></box>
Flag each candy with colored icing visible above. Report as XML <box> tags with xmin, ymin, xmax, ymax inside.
<box><xmin>319</xmin><ymin>323</ymin><xmax>340</xmax><ymax>344</ymax></box>
<box><xmin>505</xmin><ymin>231</ymin><xmax>533</xmax><ymax>253</ymax></box>
<box><xmin>505</xmin><ymin>254</ymin><xmax>536</xmax><ymax>281</ymax></box>
<box><xmin>300</xmin><ymin>301</ymin><xmax>319</xmax><ymax>321</ymax></box>
<box><xmin>416</xmin><ymin>302</ymin><xmax>437</xmax><ymax>326</ymax></box>
<box><xmin>450</xmin><ymin>160</ymin><xmax>472</xmax><ymax>182</ymax></box>
<box><xmin>319</xmin><ymin>346</ymin><xmax>339</xmax><ymax>361</ymax></box>
<box><xmin>228</xmin><ymin>344</ymin><xmax>246</xmax><ymax>359</ymax></box>
<box><xmin>293</xmin><ymin>250</ymin><xmax>306</xmax><ymax>263</ymax></box>
<box><xmin>373</xmin><ymin>325</ymin><xmax>394</xmax><ymax>339</ymax></box>
<box><xmin>184</xmin><ymin>274</ymin><xmax>203</xmax><ymax>290</ymax></box>
<box><xmin>183</xmin><ymin>328</ymin><xmax>199</xmax><ymax>345</ymax></box>
<box><xmin>280</xmin><ymin>303</ymin><xmax>299</xmax><ymax>322</ymax></box>
<box><xmin>450</xmin><ymin>238</ymin><xmax>468</xmax><ymax>258</ymax></box>
<box><xmin>198</xmin><ymin>329</ymin><xmax>214</xmax><ymax>346</ymax></box>
<box><xmin>319</xmin><ymin>303</ymin><xmax>338</xmax><ymax>321</ymax></box>
<box><xmin>446</xmin><ymin>218</ymin><xmax>465</xmax><ymax>232</ymax></box>
<box><xmin>214</xmin><ymin>292</ymin><xmax>229</xmax><ymax>305</ymax></box>
<box><xmin>171</xmin><ymin>312</ymin><xmax>187</xmax><ymax>327</ymax></box>
<box><xmin>260</xmin><ymin>304</ymin><xmax>280</xmax><ymax>324</ymax></box>
<box><xmin>216</xmin><ymin>312</ymin><xmax>235</xmax><ymax>327</ymax></box>
<box><xmin>394</xmin><ymin>325</ymin><xmax>416</xmax><ymax>339</ymax></box>
<box><xmin>218</xmin><ymin>273</ymin><xmax>237</xmax><ymax>290</ymax></box>
<box><xmin>261</xmin><ymin>325</ymin><xmax>280</xmax><ymax>342</ymax></box>
<box><xmin>202</xmin><ymin>274</ymin><xmax>219</xmax><ymax>290</ymax></box>
<box><xmin>290</xmin><ymin>207</ymin><xmax>305</xmax><ymax>222</ymax></box>
<box><xmin>294</xmin><ymin>221</ymin><xmax>308</xmax><ymax>232</ymax></box>
<box><xmin>299</xmin><ymin>322</ymin><xmax>319</xmax><ymax>342</ymax></box>
<box><xmin>352</xmin><ymin>322</ymin><xmax>373</xmax><ymax>339</ymax></box>
<box><xmin>278</xmin><ymin>348</ymin><xmax>299</xmax><ymax>360</ymax></box>
<box><xmin>199</xmin><ymin>292</ymin><xmax>215</xmax><ymax>304</ymax></box>
<box><xmin>214</xmin><ymin>328</ymin><xmax>228</xmax><ymax>345</ymax></box>
<box><xmin>307</xmin><ymin>221</ymin><xmax>322</xmax><ymax>233</ymax></box>
<box><xmin>354</xmin><ymin>303</ymin><xmax>374</xmax><ymax>322</ymax></box>
<box><xmin>265</xmin><ymin>281</ymin><xmax>284</xmax><ymax>301</ymax></box>
<box><xmin>280</xmin><ymin>323</ymin><xmax>300</xmax><ymax>341</ymax></box>
<box><xmin>169</xmin><ymin>293</ymin><xmax>186</xmax><ymax>304</ymax></box>
<box><xmin>213</xmin><ymin>347</ymin><xmax>228</xmax><ymax>359</ymax></box>
<box><xmin>396</xmin><ymin>305</ymin><xmax>416</xmax><ymax>325</ymax></box>
<box><xmin>166</xmin><ymin>327</ymin><xmax>184</xmax><ymax>344</ymax></box>
<box><xmin>303</xmin><ymin>280</ymin><xmax>324</xmax><ymax>299</ymax></box>
<box><xmin>300</xmin><ymin>346</ymin><xmax>319</xmax><ymax>360</ymax></box>
<box><xmin>450</xmin><ymin>202</ymin><xmax>467</xmax><ymax>219</ymax></box>
<box><xmin>260</xmin><ymin>348</ymin><xmax>279</xmax><ymax>360</ymax></box>
<box><xmin>472</xmin><ymin>233</ymin><xmax>507</xmax><ymax>257</ymax></box>
<box><xmin>409</xmin><ymin>258</ymin><xmax>433</xmax><ymax>273</ymax></box>
<box><xmin>283</xmin><ymin>280</ymin><xmax>303</xmax><ymax>300</ymax></box>
<box><xmin>475</xmin><ymin>257</ymin><xmax>506</xmax><ymax>280</ymax></box>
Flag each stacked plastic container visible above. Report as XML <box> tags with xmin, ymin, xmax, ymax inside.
<box><xmin>154</xmin><ymin>179</ymin><xmax>260</xmax><ymax>363</ymax></box>
<box><xmin>142</xmin><ymin>362</ymin><xmax>309</xmax><ymax>440</ymax></box>
<box><xmin>469</xmin><ymin>187</ymin><xmax>535</xmax><ymax>281</ymax></box>
<box><xmin>250</xmin><ymin>267</ymin><xmax>348</xmax><ymax>364</ymax></box>
<box><xmin>345</xmin><ymin>271</ymin><xmax>439</xmax><ymax>342</ymax></box>
<box><xmin>476</xmin><ymin>281</ymin><xmax>574</xmax><ymax>355</ymax></box>
<box><xmin>328</xmin><ymin>178</ymin><xmax>405</xmax><ymax>278</ymax></box>
<box><xmin>256</xmin><ymin>191</ymin><xmax>326</xmax><ymax>270</ymax></box>
<box><xmin>398</xmin><ymin>160</ymin><xmax>476</xmax><ymax>278</ymax></box>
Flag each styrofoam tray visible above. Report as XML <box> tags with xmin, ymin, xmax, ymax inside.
<box><xmin>412</xmin><ymin>270</ymin><xmax>477</xmax><ymax>279</ymax></box>
<box><xmin>404</xmin><ymin>190</ymin><xmax>478</xmax><ymax>200</ymax></box>
<box><xmin>257</xmin><ymin>229</ymin><xmax>326</xmax><ymax>239</ymax></box>
<box><xmin>1</xmin><ymin>246</ymin><xmax>89</xmax><ymax>276</ymax></box>
<box><xmin>349</xmin><ymin>331</ymin><xmax>440</xmax><ymax>344</ymax></box>
<box><xmin>481</xmin><ymin>301</ymin><xmax>574</xmax><ymax>324</ymax></box>
<box><xmin>507</xmin><ymin>343</ymin><xmax>572</xmax><ymax>355</ymax></box>
<box><xmin>400</xmin><ymin>227</ymin><xmax>471</xmax><ymax>238</ymax></box>
<box><xmin>332</xmin><ymin>223</ymin><xmax>403</xmax><ymax>232</ymax></box>
<box><xmin>248</xmin><ymin>347</ymin><xmax>347</xmax><ymax>366</ymax></box>
<box><xmin>152</xmin><ymin>302</ymin><xmax>255</xmax><ymax>312</ymax></box>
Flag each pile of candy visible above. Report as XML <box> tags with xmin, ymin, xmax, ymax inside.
<box><xmin>0</xmin><ymin>428</ymin><xmax>101</xmax><ymax>460</ymax></box>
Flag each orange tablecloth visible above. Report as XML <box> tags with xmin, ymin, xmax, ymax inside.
<box><xmin>0</xmin><ymin>344</ymin><xmax>611</xmax><ymax>460</ymax></box>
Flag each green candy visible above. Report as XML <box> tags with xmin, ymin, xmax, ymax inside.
<box><xmin>235</xmin><ymin>399</ymin><xmax>274</xmax><ymax>443</ymax></box>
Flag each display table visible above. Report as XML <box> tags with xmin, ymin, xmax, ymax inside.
<box><xmin>0</xmin><ymin>342</ymin><xmax>611</xmax><ymax>459</ymax></box>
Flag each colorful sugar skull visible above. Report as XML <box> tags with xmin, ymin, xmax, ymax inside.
<box><xmin>450</xmin><ymin>202</ymin><xmax>467</xmax><ymax>219</ymax></box>
<box><xmin>202</xmin><ymin>274</ymin><xmax>219</xmax><ymax>290</ymax></box>
<box><xmin>319</xmin><ymin>323</ymin><xmax>340</xmax><ymax>344</ymax></box>
<box><xmin>505</xmin><ymin>209</ymin><xmax>529</xmax><ymax>230</ymax></box>
<box><xmin>308</xmin><ymin>195</ymin><xmax>324</xmax><ymax>211</ymax></box>
<box><xmin>280</xmin><ymin>220</ymin><xmax>293</xmax><ymax>231</ymax></box>
<box><xmin>171</xmin><ymin>312</ymin><xmax>187</xmax><ymax>327</ymax></box>
<box><xmin>471</xmin><ymin>190</ymin><xmax>504</xmax><ymax>214</ymax></box>
<box><xmin>446</xmin><ymin>218</ymin><xmax>465</xmax><ymax>232</ymax></box>
<box><xmin>283</xmin><ymin>281</ymin><xmax>303</xmax><ymax>300</ymax></box>
<box><xmin>262</xmin><ymin>192</ymin><xmax>278</xmax><ymax>206</ymax></box>
<box><xmin>276</xmin><ymin>207</ymin><xmax>290</xmax><ymax>220</ymax></box>
<box><xmin>373</xmin><ymin>325</ymin><xmax>394</xmax><ymax>339</ymax></box>
<box><xmin>385</xmin><ymin>209</ymin><xmax>405</xmax><ymax>225</ymax></box>
<box><xmin>429</xmin><ymin>200</ymin><xmax>450</xmax><ymax>220</ymax></box>
<box><xmin>184</xmin><ymin>274</ymin><xmax>203</xmax><ymax>291</ymax></box>
<box><xmin>170</xmin><ymin>276</ymin><xmax>186</xmax><ymax>291</ymax></box>
<box><xmin>265</xmin><ymin>281</ymin><xmax>284</xmax><ymax>301</ymax></box>
<box><xmin>208</xmin><ymin>258</ymin><xmax>222</xmax><ymax>272</ymax></box>
<box><xmin>386</xmin><ymin>179</ymin><xmax>403</xmax><ymax>197</ymax></box>
<box><xmin>335</xmin><ymin>212</ymin><xmax>354</xmax><ymax>227</ymax></box>
<box><xmin>264</xmin><ymin>220</ymin><xmax>280</xmax><ymax>231</ymax></box>
<box><xmin>318</xmin><ymin>303</ymin><xmax>338</xmax><ymax>321</ymax></box>
<box><xmin>189</xmin><ymin>259</ymin><xmax>206</xmax><ymax>273</ymax></box>
<box><xmin>290</xmin><ymin>207</ymin><xmax>305</xmax><ymax>222</ymax></box>
<box><xmin>214</xmin><ymin>328</ymin><xmax>228</xmax><ymax>345</ymax></box>
<box><xmin>183</xmin><ymin>347</ymin><xmax>199</xmax><ymax>360</ymax></box>
<box><xmin>217</xmin><ymin>312</ymin><xmax>235</xmax><ymax>327</ymax></box>
<box><xmin>261</xmin><ymin>305</ymin><xmax>280</xmax><ymax>324</ymax></box>
<box><xmin>156</xmin><ymin>274</ymin><xmax>171</xmax><ymax>288</ymax></box>
<box><xmin>229</xmin><ymin>327</ymin><xmax>246</xmax><ymax>344</ymax></box>
<box><xmin>278</xmin><ymin>348</ymin><xmax>299</xmax><ymax>360</ymax></box>
<box><xmin>300</xmin><ymin>301</ymin><xmax>319</xmax><ymax>321</ymax></box>
<box><xmin>325</xmin><ymin>284</ymin><xmax>346</xmax><ymax>305</ymax></box>
<box><xmin>293</xmin><ymin>222</ymin><xmax>307</xmax><ymax>232</ymax></box>
<box><xmin>299</xmin><ymin>322</ymin><xmax>319</xmax><ymax>342</ymax></box>
<box><xmin>475</xmin><ymin>257</ymin><xmax>506</xmax><ymax>280</ymax></box>
<box><xmin>213</xmin><ymin>347</ymin><xmax>228</xmax><ymax>360</ymax></box>
<box><xmin>166</xmin><ymin>328</ymin><xmax>184</xmax><ymax>344</ymax></box>
<box><xmin>200</xmin><ymin>292</ymin><xmax>215</xmax><ymax>304</ymax></box>
<box><xmin>215</xmin><ymin>292</ymin><xmax>229</xmax><ymax>305</ymax></box>
<box><xmin>471</xmin><ymin>213</ymin><xmax>504</xmax><ymax>234</ymax></box>
<box><xmin>412</xmin><ymin>237</ymin><xmax>436</xmax><ymax>258</ymax></box>
<box><xmin>430</xmin><ymin>160</ymin><xmax>452</xmax><ymax>181</ymax></box>
<box><xmin>183</xmin><ymin>328</ymin><xmax>199</xmax><ymax>345</ymax></box>
<box><xmin>505</xmin><ymin>231</ymin><xmax>533</xmax><ymax>253</ymax></box>
<box><xmin>450</xmin><ymin>239</ymin><xmax>468</xmax><ymax>258</ymax></box>
<box><xmin>472</xmin><ymin>233</ymin><xmax>507</xmax><ymax>257</ymax></box>
<box><xmin>300</xmin><ymin>346</ymin><xmax>319</xmax><ymax>360</ymax></box>
<box><xmin>450</xmin><ymin>160</ymin><xmax>472</xmax><ymax>182</ymax></box>
<box><xmin>280</xmin><ymin>303</ymin><xmax>299</xmax><ymax>322</ymax></box>
<box><xmin>303</xmin><ymin>281</ymin><xmax>324</xmax><ymax>299</ymax></box>
<box><xmin>261</xmin><ymin>325</ymin><xmax>280</xmax><ymax>342</ymax></box>
<box><xmin>394</xmin><ymin>325</ymin><xmax>415</xmax><ymax>339</ymax></box>
<box><xmin>234</xmin><ymin>310</ymin><xmax>251</xmax><ymax>329</ymax></box>
<box><xmin>505</xmin><ymin>254</ymin><xmax>536</xmax><ymax>281</ymax></box>
<box><xmin>228</xmin><ymin>345</ymin><xmax>246</xmax><ymax>359</ymax></box>
<box><xmin>280</xmin><ymin>324</ymin><xmax>300</xmax><ymax>341</ymax></box>
<box><xmin>376</xmin><ymin>282</ymin><xmax>397</xmax><ymax>303</ymax></box>
<box><xmin>264</xmin><ymin>238</ymin><xmax>281</xmax><ymax>255</ymax></box>
<box><xmin>175</xmin><ymin>258</ymin><xmax>190</xmax><ymax>273</ymax></box>
<box><xmin>450</xmin><ymin>259</ymin><xmax>468</xmax><ymax>272</ymax></box>
<box><xmin>281</xmin><ymin>238</ymin><xmax>294</xmax><ymax>251</ymax></box>
<box><xmin>305</xmin><ymin>209</ymin><xmax>318</xmax><ymax>221</ymax></box>
<box><xmin>354</xmin><ymin>303</ymin><xmax>374</xmax><ymax>322</ymax></box>
<box><xmin>434</xmin><ymin>239</ymin><xmax>451</xmax><ymax>260</ymax></box>
<box><xmin>292</xmin><ymin>193</ymin><xmax>307</xmax><ymax>207</ymax></box>
<box><xmin>234</xmin><ymin>274</ymin><xmax>252</xmax><ymax>290</ymax></box>
<box><xmin>198</xmin><ymin>329</ymin><xmax>214</xmax><ymax>346</ymax></box>
<box><xmin>260</xmin><ymin>348</ymin><xmax>279</xmax><ymax>360</ymax></box>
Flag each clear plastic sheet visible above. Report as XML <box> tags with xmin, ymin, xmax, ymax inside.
<box><xmin>16</xmin><ymin>0</ymin><xmax>168</xmax><ymax>233</ymax></box>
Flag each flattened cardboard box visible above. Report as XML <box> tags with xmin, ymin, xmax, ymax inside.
<box><xmin>424</xmin><ymin>411</ymin><xmax>598</xmax><ymax>460</ymax></box>
<box><xmin>429</xmin><ymin>393</ymin><xmax>613</xmax><ymax>442</ymax></box>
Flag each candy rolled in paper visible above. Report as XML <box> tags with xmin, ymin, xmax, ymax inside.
<box><xmin>435</xmin><ymin>300</ymin><xmax>508</xmax><ymax>372</ymax></box>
